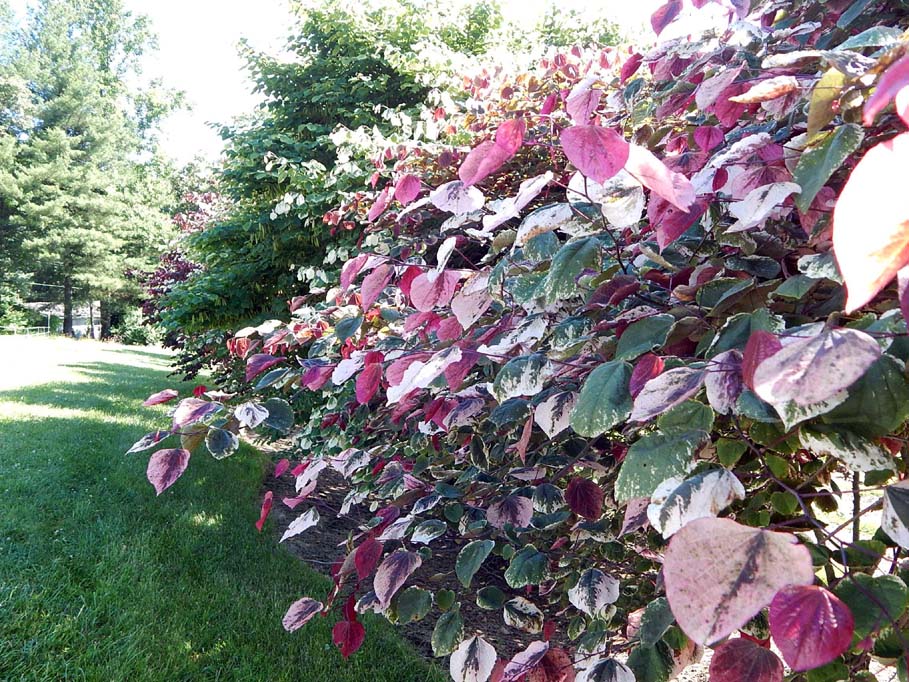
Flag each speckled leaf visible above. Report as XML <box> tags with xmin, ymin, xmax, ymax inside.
<box><xmin>882</xmin><ymin>480</ymin><xmax>909</xmax><ymax>548</ymax></box>
<box><xmin>432</xmin><ymin>610</ymin><xmax>464</xmax><ymax>657</ymax></box>
<box><xmin>205</xmin><ymin>427</ymin><xmax>239</xmax><ymax>460</ymax></box>
<box><xmin>450</xmin><ymin>636</ymin><xmax>497</xmax><ymax>682</ymax></box>
<box><xmin>505</xmin><ymin>545</ymin><xmax>547</xmax><ymax>588</ymax></box>
<box><xmin>147</xmin><ymin>448</ymin><xmax>191</xmax><ymax>495</ymax></box>
<box><xmin>577</xmin><ymin>659</ymin><xmax>635</xmax><ymax>682</ymax></box>
<box><xmin>629</xmin><ymin>367</ymin><xmax>706</xmax><ymax>423</ymax></box>
<box><xmin>570</xmin><ymin>361</ymin><xmax>632</xmax><ymax>437</ymax></box>
<box><xmin>492</xmin><ymin>354</ymin><xmax>552</xmax><ymax>403</ymax></box>
<box><xmin>503</xmin><ymin>597</ymin><xmax>544</xmax><ymax>634</ymax></box>
<box><xmin>799</xmin><ymin>427</ymin><xmax>896</xmax><ymax>472</ymax></box>
<box><xmin>487</xmin><ymin>495</ymin><xmax>533</xmax><ymax>529</ymax></box>
<box><xmin>411</xmin><ymin>519</ymin><xmax>447</xmax><ymax>545</ymax></box>
<box><xmin>705</xmin><ymin>350</ymin><xmax>743</xmax><ymax>415</ymax></box>
<box><xmin>535</xmin><ymin>392</ymin><xmax>577</xmax><ymax>439</ymax></box>
<box><xmin>663</xmin><ymin>517</ymin><xmax>814</xmax><ymax>645</ymax></box>
<box><xmin>615</xmin><ymin>431</ymin><xmax>704</xmax><ymax>504</ymax></box>
<box><xmin>647</xmin><ymin>469</ymin><xmax>746</xmax><ymax>539</ymax></box>
<box><xmin>282</xmin><ymin>597</ymin><xmax>323</xmax><ymax>632</ymax></box>
<box><xmin>374</xmin><ymin>549</ymin><xmax>422</xmax><ymax>607</ymax></box>
<box><xmin>279</xmin><ymin>507</ymin><xmax>320</xmax><ymax>543</ymax></box>
<box><xmin>541</xmin><ymin>236</ymin><xmax>601</xmax><ymax>303</ymax></box>
<box><xmin>568</xmin><ymin>568</ymin><xmax>620</xmax><ymax>617</ymax></box>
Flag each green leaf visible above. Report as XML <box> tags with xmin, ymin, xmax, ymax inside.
<box><xmin>394</xmin><ymin>586</ymin><xmax>432</xmax><ymax>624</ymax></box>
<box><xmin>477</xmin><ymin>586</ymin><xmax>507</xmax><ymax>610</ymax></box>
<box><xmin>615</xmin><ymin>315</ymin><xmax>675</xmax><ymax>361</ymax></box>
<box><xmin>626</xmin><ymin>642</ymin><xmax>673</xmax><ymax>682</ymax></box>
<box><xmin>431</xmin><ymin>610</ymin><xmax>463</xmax><ymax>657</ymax></box>
<box><xmin>835</xmin><ymin>25</ymin><xmax>903</xmax><ymax>50</ymax></box>
<box><xmin>805</xmin><ymin>661</ymin><xmax>850</xmax><ymax>682</ymax></box>
<box><xmin>255</xmin><ymin>367</ymin><xmax>290</xmax><ymax>390</ymax></box>
<box><xmin>822</xmin><ymin>355</ymin><xmax>909</xmax><ymax>437</ymax></box>
<box><xmin>262</xmin><ymin>398</ymin><xmax>294</xmax><ymax>433</ymax></box>
<box><xmin>570</xmin><ymin>361</ymin><xmax>633</xmax><ymax>437</ymax></box>
<box><xmin>794</xmin><ymin>125</ymin><xmax>864</xmax><ymax>212</ymax></box>
<box><xmin>807</xmin><ymin>69</ymin><xmax>846</xmax><ymax>141</ymax></box>
<box><xmin>716</xmin><ymin>438</ymin><xmax>748</xmax><ymax>467</ymax></box>
<box><xmin>614</xmin><ymin>430</ymin><xmax>705</xmax><ymax>503</ymax></box>
<box><xmin>541</xmin><ymin>236</ymin><xmax>600</xmax><ymax>303</ymax></box>
<box><xmin>491</xmin><ymin>354</ymin><xmax>550</xmax><ymax>402</ymax></box>
<box><xmin>334</xmin><ymin>315</ymin><xmax>363</xmax><ymax>343</ymax></box>
<box><xmin>205</xmin><ymin>428</ymin><xmax>239</xmax><ymax>460</ymax></box>
<box><xmin>436</xmin><ymin>589</ymin><xmax>456</xmax><ymax>612</ymax></box>
<box><xmin>657</xmin><ymin>400</ymin><xmax>714</xmax><ymax>435</ymax></box>
<box><xmin>504</xmin><ymin>545</ymin><xmax>547</xmax><ymax>588</ymax></box>
<box><xmin>639</xmin><ymin>597</ymin><xmax>674</xmax><ymax>647</ymax></box>
<box><xmin>455</xmin><ymin>540</ymin><xmax>494</xmax><ymax>588</ymax></box>
<box><xmin>772</xmin><ymin>275</ymin><xmax>818</xmax><ymax>300</ymax></box>
<box><xmin>770</xmin><ymin>492</ymin><xmax>799</xmax><ymax>516</ymax></box>
<box><xmin>835</xmin><ymin>574</ymin><xmax>908</xmax><ymax>639</ymax></box>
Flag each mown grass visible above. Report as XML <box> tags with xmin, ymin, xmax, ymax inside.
<box><xmin>0</xmin><ymin>337</ymin><xmax>445</xmax><ymax>681</ymax></box>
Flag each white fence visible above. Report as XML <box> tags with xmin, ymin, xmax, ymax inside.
<box><xmin>0</xmin><ymin>326</ymin><xmax>50</xmax><ymax>336</ymax></box>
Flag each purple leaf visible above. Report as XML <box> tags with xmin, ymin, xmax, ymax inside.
<box><xmin>126</xmin><ymin>430</ymin><xmax>170</xmax><ymax>454</ymax></box>
<box><xmin>486</xmin><ymin>495</ymin><xmax>533</xmax><ymax>529</ymax></box>
<box><xmin>360</xmin><ymin>263</ymin><xmax>394</xmax><ymax>310</ymax></box>
<box><xmin>709</xmin><ymin>638</ymin><xmax>784</xmax><ymax>682</ymax></box>
<box><xmin>560</xmin><ymin>125</ymin><xmax>630</xmax><ymax>184</ymax></box>
<box><xmin>566</xmin><ymin>477</ymin><xmax>604</xmax><ymax>520</ymax></box>
<box><xmin>693</xmin><ymin>125</ymin><xmax>724</xmax><ymax>152</ymax></box>
<box><xmin>742</xmin><ymin>330</ymin><xmax>782</xmax><ymax>391</ymax></box>
<box><xmin>373</xmin><ymin>549</ymin><xmax>422</xmax><ymax>607</ymax></box>
<box><xmin>769</xmin><ymin>585</ymin><xmax>855</xmax><ymax>671</ymax></box>
<box><xmin>395</xmin><ymin>174</ymin><xmax>422</xmax><ymax>205</ymax></box>
<box><xmin>459</xmin><ymin>140</ymin><xmax>514</xmax><ymax>187</ymax></box>
<box><xmin>625</xmin><ymin>143</ymin><xmax>695</xmax><ymax>211</ymax></box>
<box><xmin>629</xmin><ymin>353</ymin><xmax>665</xmax><ymax>399</ymax></box>
<box><xmin>282</xmin><ymin>597</ymin><xmax>323</xmax><ymax>632</ymax></box>
<box><xmin>648</xmin><ymin>196</ymin><xmax>707</xmax><ymax>250</ymax></box>
<box><xmin>705</xmin><ymin>349</ymin><xmax>743</xmax><ymax>415</ymax></box>
<box><xmin>450</xmin><ymin>636</ymin><xmax>497</xmax><ymax>682</ymax></box>
<box><xmin>663</xmin><ymin>517</ymin><xmax>814</xmax><ymax>645</ymax></box>
<box><xmin>753</xmin><ymin>327</ymin><xmax>881</xmax><ymax>407</ymax></box>
<box><xmin>245</xmin><ymin>354</ymin><xmax>284</xmax><ymax>382</ymax></box>
<box><xmin>333</xmin><ymin>619</ymin><xmax>366</xmax><ymax>659</ymax></box>
<box><xmin>409</xmin><ymin>270</ymin><xmax>462</xmax><ymax>312</ymax></box>
<box><xmin>355</xmin><ymin>537</ymin><xmax>384</xmax><ymax>581</ymax></box>
<box><xmin>630</xmin><ymin>367</ymin><xmax>706</xmax><ymax>422</ymax></box>
<box><xmin>355</xmin><ymin>363</ymin><xmax>383</xmax><ymax>404</ymax></box>
<box><xmin>146</xmin><ymin>448</ymin><xmax>191</xmax><ymax>495</ymax></box>
<box><xmin>651</xmin><ymin>0</ymin><xmax>683</xmax><ymax>34</ymax></box>
<box><xmin>142</xmin><ymin>389</ymin><xmax>178</xmax><ymax>406</ymax></box>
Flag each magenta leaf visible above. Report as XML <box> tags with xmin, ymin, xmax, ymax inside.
<box><xmin>126</xmin><ymin>430</ymin><xmax>170</xmax><ymax>454</ymax></box>
<box><xmin>374</xmin><ymin>549</ymin><xmax>422</xmax><ymax>607</ymax></box>
<box><xmin>340</xmin><ymin>254</ymin><xmax>369</xmax><ymax>291</ymax></box>
<box><xmin>742</xmin><ymin>330</ymin><xmax>782</xmax><ymax>390</ymax></box>
<box><xmin>255</xmin><ymin>490</ymin><xmax>273</xmax><ymax>532</ymax></box>
<box><xmin>395</xmin><ymin>174</ymin><xmax>422</xmax><ymax>205</ymax></box>
<box><xmin>360</xmin><ymin>263</ymin><xmax>394</xmax><ymax>310</ymax></box>
<box><xmin>752</xmin><ymin>327</ymin><xmax>881</xmax><ymax>407</ymax></box>
<box><xmin>625</xmin><ymin>143</ymin><xmax>695</xmax><ymax>211</ymax></box>
<box><xmin>486</xmin><ymin>495</ymin><xmax>533</xmax><ymax>529</ymax></box>
<box><xmin>367</xmin><ymin>186</ymin><xmax>391</xmax><ymax>222</ymax></box>
<box><xmin>566</xmin><ymin>477</ymin><xmax>604</xmax><ymax>520</ymax></box>
<box><xmin>355</xmin><ymin>363</ymin><xmax>383</xmax><ymax>405</ymax></box>
<box><xmin>273</xmin><ymin>458</ymin><xmax>290</xmax><ymax>478</ymax></box>
<box><xmin>333</xmin><ymin>619</ymin><xmax>366</xmax><ymax>659</ymax></box>
<box><xmin>629</xmin><ymin>353</ymin><xmax>665</xmax><ymax>399</ymax></box>
<box><xmin>560</xmin><ymin>125</ymin><xmax>630</xmax><ymax>184</ymax></box>
<box><xmin>354</xmin><ymin>537</ymin><xmax>384</xmax><ymax>581</ymax></box>
<box><xmin>282</xmin><ymin>597</ymin><xmax>323</xmax><ymax>632</ymax></box>
<box><xmin>495</xmin><ymin>118</ymin><xmax>526</xmax><ymax>155</ymax></box>
<box><xmin>142</xmin><ymin>389</ymin><xmax>178</xmax><ymax>407</ymax></box>
<box><xmin>663</xmin><ymin>517</ymin><xmax>814</xmax><ymax>645</ymax></box>
<box><xmin>566</xmin><ymin>78</ymin><xmax>602</xmax><ymax>124</ymax></box>
<box><xmin>651</xmin><ymin>0</ymin><xmax>683</xmax><ymax>34</ymax></box>
<box><xmin>459</xmin><ymin>140</ymin><xmax>513</xmax><ymax>187</ymax></box>
<box><xmin>693</xmin><ymin>125</ymin><xmax>724</xmax><ymax>152</ymax></box>
<box><xmin>245</xmin><ymin>354</ymin><xmax>284</xmax><ymax>382</ymax></box>
<box><xmin>709</xmin><ymin>638</ymin><xmax>784</xmax><ymax>682</ymax></box>
<box><xmin>864</xmin><ymin>54</ymin><xmax>909</xmax><ymax>126</ymax></box>
<box><xmin>769</xmin><ymin>585</ymin><xmax>855</xmax><ymax>671</ymax></box>
<box><xmin>409</xmin><ymin>270</ymin><xmax>462</xmax><ymax>312</ymax></box>
<box><xmin>648</xmin><ymin>196</ymin><xmax>707</xmax><ymax>250</ymax></box>
<box><xmin>146</xmin><ymin>448</ymin><xmax>191</xmax><ymax>496</ymax></box>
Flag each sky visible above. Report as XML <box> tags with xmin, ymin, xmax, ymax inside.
<box><xmin>8</xmin><ymin>0</ymin><xmax>706</xmax><ymax>165</ymax></box>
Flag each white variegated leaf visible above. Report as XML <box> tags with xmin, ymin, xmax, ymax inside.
<box><xmin>429</xmin><ymin>180</ymin><xmax>485</xmax><ymax>214</ymax></box>
<box><xmin>568</xmin><ymin>568</ymin><xmax>620</xmax><ymax>617</ymax></box>
<box><xmin>450</xmin><ymin>636</ymin><xmax>497</xmax><ymax>682</ymax></box>
<box><xmin>534</xmin><ymin>392</ymin><xmax>578</xmax><ymax>439</ymax></box>
<box><xmin>279</xmin><ymin>507</ymin><xmax>320</xmax><ymax>543</ymax></box>
<box><xmin>386</xmin><ymin>346</ymin><xmax>463</xmax><ymax>404</ymax></box>
<box><xmin>882</xmin><ymin>481</ymin><xmax>909</xmax><ymax>549</ymax></box>
<box><xmin>647</xmin><ymin>469</ymin><xmax>746</xmax><ymax>538</ymax></box>
<box><xmin>800</xmin><ymin>428</ymin><xmax>896</xmax><ymax>472</ymax></box>
<box><xmin>727</xmin><ymin>182</ymin><xmax>801</xmax><ymax>233</ymax></box>
<box><xmin>503</xmin><ymin>597</ymin><xmax>544</xmax><ymax>633</ymax></box>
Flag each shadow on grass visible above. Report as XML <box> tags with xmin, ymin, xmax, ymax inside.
<box><xmin>0</xmin><ymin>352</ymin><xmax>444</xmax><ymax>682</ymax></box>
<box><xmin>103</xmin><ymin>346</ymin><xmax>174</xmax><ymax>361</ymax></box>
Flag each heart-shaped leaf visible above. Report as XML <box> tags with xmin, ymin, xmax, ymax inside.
<box><xmin>708</xmin><ymin>638</ymin><xmax>784</xmax><ymax>682</ymax></box>
<box><xmin>769</xmin><ymin>585</ymin><xmax>854</xmax><ymax>671</ymax></box>
<box><xmin>146</xmin><ymin>448</ymin><xmax>191</xmax><ymax>495</ymax></box>
<box><xmin>450</xmin><ymin>635</ymin><xmax>497</xmax><ymax>682</ymax></box>
<box><xmin>560</xmin><ymin>125</ymin><xmax>630</xmax><ymax>184</ymax></box>
<box><xmin>374</xmin><ymin>549</ymin><xmax>421</xmax><ymax>607</ymax></box>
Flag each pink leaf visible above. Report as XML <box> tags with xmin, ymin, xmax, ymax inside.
<box><xmin>833</xmin><ymin>132</ymin><xmax>909</xmax><ymax>311</ymax></box>
<box><xmin>566</xmin><ymin>477</ymin><xmax>604</xmax><ymax>521</ymax></box>
<box><xmin>245</xmin><ymin>354</ymin><xmax>284</xmax><ymax>382</ymax></box>
<box><xmin>769</xmin><ymin>585</ymin><xmax>854</xmax><ymax>671</ymax></box>
<box><xmin>620</xmin><ymin>53</ymin><xmax>644</xmax><ymax>84</ymax></box>
<box><xmin>487</xmin><ymin>495</ymin><xmax>533</xmax><ymax>529</ymax></box>
<box><xmin>705</xmin><ymin>349</ymin><xmax>743</xmax><ymax>415</ymax></box>
<box><xmin>355</xmin><ymin>363</ymin><xmax>383</xmax><ymax>405</ymax></box>
<box><xmin>630</xmin><ymin>367</ymin><xmax>706</xmax><ymax>422</ymax></box>
<box><xmin>341</xmin><ymin>254</ymin><xmax>369</xmax><ymax>291</ymax></box>
<box><xmin>693</xmin><ymin>126</ymin><xmax>724</xmax><ymax>152</ymax></box>
<box><xmin>409</xmin><ymin>270</ymin><xmax>462</xmax><ymax>312</ymax></box>
<box><xmin>444</xmin><ymin>348</ymin><xmax>479</xmax><ymax>391</ymax></box>
<box><xmin>459</xmin><ymin>140</ymin><xmax>514</xmax><ymax>187</ymax></box>
<box><xmin>619</xmin><ymin>497</ymin><xmax>651</xmax><ymax>536</ymax></box>
<box><xmin>143</xmin><ymin>389</ymin><xmax>178</xmax><ymax>407</ymax></box>
<box><xmin>355</xmin><ymin>537</ymin><xmax>384</xmax><ymax>581</ymax></box>
<box><xmin>282</xmin><ymin>597</ymin><xmax>323</xmax><ymax>632</ymax></box>
<box><xmin>360</xmin><ymin>263</ymin><xmax>394</xmax><ymax>310</ymax></box>
<box><xmin>625</xmin><ymin>144</ymin><xmax>695</xmax><ymax>211</ymax></box>
<box><xmin>899</xmin><ymin>266</ymin><xmax>909</xmax><ymax>325</ymax></box>
<box><xmin>648</xmin><ymin>196</ymin><xmax>707</xmax><ymax>250</ymax></box>
<box><xmin>255</xmin><ymin>491</ymin><xmax>273</xmax><ymax>532</ymax></box>
<box><xmin>395</xmin><ymin>174</ymin><xmax>422</xmax><ymax>205</ymax></box>
<box><xmin>282</xmin><ymin>494</ymin><xmax>310</xmax><ymax>510</ymax></box>
<box><xmin>651</xmin><ymin>0</ymin><xmax>683</xmax><ymax>34</ymax></box>
<box><xmin>436</xmin><ymin>316</ymin><xmax>463</xmax><ymax>341</ymax></box>
<box><xmin>147</xmin><ymin>448</ymin><xmax>191</xmax><ymax>495</ymax></box>
<box><xmin>695</xmin><ymin>66</ymin><xmax>742</xmax><ymax>111</ymax></box>
<box><xmin>366</xmin><ymin>187</ymin><xmax>391</xmax><ymax>222</ymax></box>
<box><xmin>864</xmin><ymin>54</ymin><xmax>909</xmax><ymax>126</ymax></box>
<box><xmin>663</xmin><ymin>517</ymin><xmax>814</xmax><ymax>645</ymax></box>
<box><xmin>752</xmin><ymin>327</ymin><xmax>881</xmax><ymax>407</ymax></box>
<box><xmin>566</xmin><ymin>78</ymin><xmax>602</xmax><ymax>124</ymax></box>
<box><xmin>742</xmin><ymin>331</ymin><xmax>782</xmax><ymax>391</ymax></box>
<box><xmin>629</xmin><ymin>353</ymin><xmax>665</xmax><ymax>399</ymax></box>
<box><xmin>171</xmin><ymin>397</ymin><xmax>221</xmax><ymax>430</ymax></box>
<box><xmin>373</xmin><ymin>549</ymin><xmax>422</xmax><ymax>607</ymax></box>
<box><xmin>451</xmin><ymin>272</ymin><xmax>493</xmax><ymax>329</ymax></box>
<box><xmin>495</xmin><ymin>118</ymin><xmax>526</xmax><ymax>155</ymax></box>
<box><xmin>709</xmin><ymin>638</ymin><xmax>784</xmax><ymax>682</ymax></box>
<box><xmin>560</xmin><ymin>125</ymin><xmax>630</xmax><ymax>184</ymax></box>
<box><xmin>333</xmin><ymin>619</ymin><xmax>366</xmax><ymax>659</ymax></box>
<box><xmin>274</xmin><ymin>458</ymin><xmax>290</xmax><ymax>478</ymax></box>
<box><xmin>300</xmin><ymin>362</ymin><xmax>335</xmax><ymax>391</ymax></box>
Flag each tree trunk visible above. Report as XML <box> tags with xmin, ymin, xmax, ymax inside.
<box><xmin>100</xmin><ymin>299</ymin><xmax>112</xmax><ymax>339</ymax></box>
<box><xmin>63</xmin><ymin>278</ymin><xmax>74</xmax><ymax>336</ymax></box>
<box><xmin>88</xmin><ymin>300</ymin><xmax>95</xmax><ymax>339</ymax></box>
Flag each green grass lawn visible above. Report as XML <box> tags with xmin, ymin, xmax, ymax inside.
<box><xmin>0</xmin><ymin>336</ymin><xmax>445</xmax><ymax>681</ymax></box>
